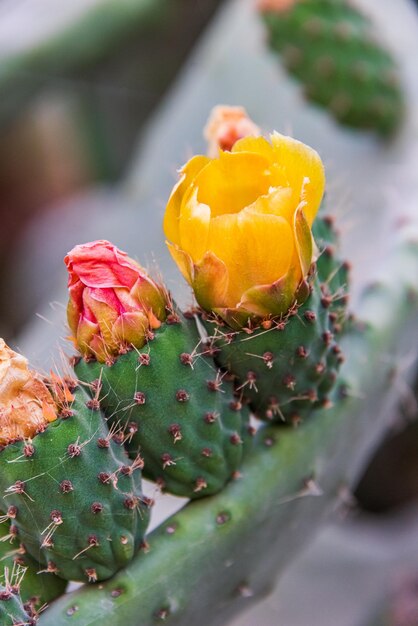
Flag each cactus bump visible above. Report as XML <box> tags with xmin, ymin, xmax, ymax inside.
<box><xmin>259</xmin><ymin>0</ymin><xmax>404</xmax><ymax>136</ymax></box>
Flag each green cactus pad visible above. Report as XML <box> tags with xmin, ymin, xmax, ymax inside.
<box><xmin>312</xmin><ymin>213</ymin><xmax>350</xmax><ymax>323</ymax></box>
<box><xmin>203</xmin><ymin>215</ymin><xmax>349</xmax><ymax>424</ymax></box>
<box><xmin>0</xmin><ymin>579</ymin><xmax>36</xmax><ymax>626</ymax></box>
<box><xmin>0</xmin><ymin>385</ymin><xmax>151</xmax><ymax>583</ymax></box>
<box><xmin>0</xmin><ymin>522</ymin><xmax>66</xmax><ymax>611</ymax></box>
<box><xmin>75</xmin><ymin>313</ymin><xmax>252</xmax><ymax>499</ymax></box>
<box><xmin>262</xmin><ymin>0</ymin><xmax>404</xmax><ymax>136</ymax></box>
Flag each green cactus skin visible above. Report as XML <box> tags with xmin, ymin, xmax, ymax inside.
<box><xmin>75</xmin><ymin>312</ymin><xmax>252</xmax><ymax>499</ymax></box>
<box><xmin>36</xmin><ymin>235</ymin><xmax>418</xmax><ymax>626</ymax></box>
<box><xmin>262</xmin><ymin>0</ymin><xmax>404</xmax><ymax>136</ymax></box>
<box><xmin>0</xmin><ymin>385</ymin><xmax>151</xmax><ymax>584</ymax></box>
<box><xmin>0</xmin><ymin>522</ymin><xmax>66</xmax><ymax>611</ymax></box>
<box><xmin>203</xmin><ymin>215</ymin><xmax>349</xmax><ymax>424</ymax></box>
<box><xmin>0</xmin><ymin>579</ymin><xmax>36</xmax><ymax>626</ymax></box>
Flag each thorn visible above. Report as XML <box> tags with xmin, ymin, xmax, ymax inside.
<box><xmin>283</xmin><ymin>374</ymin><xmax>296</xmax><ymax>390</ymax></box>
<box><xmin>85</xmin><ymin>568</ymin><xmax>97</xmax><ymax>583</ymax></box>
<box><xmin>179</xmin><ymin>353</ymin><xmax>193</xmax><ymax>367</ymax></box>
<box><xmin>304</xmin><ymin>310</ymin><xmax>316</xmax><ymax>323</ymax></box>
<box><xmin>204</xmin><ymin>411</ymin><xmax>219</xmax><ymax>424</ymax></box>
<box><xmin>138</xmin><ymin>353</ymin><xmax>150</xmax><ymax>366</ymax></box>
<box><xmin>216</xmin><ymin>511</ymin><xmax>231</xmax><ymax>525</ymax></box>
<box><xmin>67</xmin><ymin>443</ymin><xmax>81</xmax><ymax>458</ymax></box>
<box><xmin>161</xmin><ymin>453</ymin><xmax>176</xmax><ymax>469</ymax></box>
<box><xmin>176</xmin><ymin>390</ymin><xmax>189</xmax><ymax>402</ymax></box>
<box><xmin>296</xmin><ymin>346</ymin><xmax>309</xmax><ymax>359</ymax></box>
<box><xmin>134</xmin><ymin>392</ymin><xmax>146</xmax><ymax>405</ymax></box>
<box><xmin>194</xmin><ymin>477</ymin><xmax>207</xmax><ymax>493</ymax></box>
<box><xmin>60</xmin><ymin>480</ymin><xmax>74</xmax><ymax>494</ymax></box>
<box><xmin>263</xmin><ymin>352</ymin><xmax>274</xmax><ymax>368</ymax></box>
<box><xmin>23</xmin><ymin>444</ymin><xmax>35</xmax><ymax>458</ymax></box>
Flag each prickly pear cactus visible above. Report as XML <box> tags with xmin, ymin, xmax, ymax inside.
<box><xmin>75</xmin><ymin>310</ymin><xmax>252</xmax><ymax>498</ymax></box>
<box><xmin>0</xmin><ymin>522</ymin><xmax>66</xmax><ymax>611</ymax></box>
<box><xmin>260</xmin><ymin>0</ymin><xmax>404</xmax><ymax>135</ymax></box>
<box><xmin>37</xmin><ymin>232</ymin><xmax>418</xmax><ymax>626</ymax></box>
<box><xmin>0</xmin><ymin>382</ymin><xmax>151</xmax><ymax>583</ymax></box>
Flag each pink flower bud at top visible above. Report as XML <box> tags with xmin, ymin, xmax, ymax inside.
<box><xmin>0</xmin><ymin>339</ymin><xmax>57</xmax><ymax>445</ymax></box>
<box><xmin>65</xmin><ymin>240</ymin><xmax>168</xmax><ymax>362</ymax></box>
<box><xmin>257</xmin><ymin>0</ymin><xmax>297</xmax><ymax>13</ymax></box>
<box><xmin>204</xmin><ymin>105</ymin><xmax>261</xmax><ymax>158</ymax></box>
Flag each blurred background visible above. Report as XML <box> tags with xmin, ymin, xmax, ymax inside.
<box><xmin>1</xmin><ymin>1</ymin><xmax>418</xmax><ymax>624</ymax></box>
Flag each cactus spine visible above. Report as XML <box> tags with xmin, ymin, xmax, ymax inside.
<box><xmin>261</xmin><ymin>0</ymin><xmax>404</xmax><ymax>135</ymax></box>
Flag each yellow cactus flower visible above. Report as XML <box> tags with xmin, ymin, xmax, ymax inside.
<box><xmin>164</xmin><ymin>132</ymin><xmax>325</xmax><ymax>327</ymax></box>
<box><xmin>0</xmin><ymin>339</ymin><xmax>57</xmax><ymax>445</ymax></box>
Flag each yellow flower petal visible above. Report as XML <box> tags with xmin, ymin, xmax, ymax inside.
<box><xmin>179</xmin><ymin>190</ymin><xmax>211</xmax><ymax>262</ymax></box>
<box><xmin>163</xmin><ymin>155</ymin><xmax>210</xmax><ymax>243</ymax></box>
<box><xmin>232</xmin><ymin>135</ymin><xmax>274</xmax><ymax>160</ymax></box>
<box><xmin>166</xmin><ymin>242</ymin><xmax>194</xmax><ymax>285</ymax></box>
<box><xmin>208</xmin><ymin>210</ymin><xmax>294</xmax><ymax>306</ymax></box>
<box><xmin>193</xmin><ymin>252</ymin><xmax>229</xmax><ymax>310</ymax></box>
<box><xmin>270</xmin><ymin>132</ymin><xmax>325</xmax><ymax>224</ymax></box>
<box><xmin>246</xmin><ymin>186</ymin><xmax>294</xmax><ymax>224</ymax></box>
<box><xmin>194</xmin><ymin>151</ymin><xmax>272</xmax><ymax>218</ymax></box>
<box><xmin>293</xmin><ymin>206</ymin><xmax>313</xmax><ymax>277</ymax></box>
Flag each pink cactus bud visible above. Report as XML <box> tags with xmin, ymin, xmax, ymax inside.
<box><xmin>65</xmin><ymin>240</ymin><xmax>167</xmax><ymax>362</ymax></box>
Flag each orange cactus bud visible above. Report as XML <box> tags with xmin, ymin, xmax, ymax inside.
<box><xmin>65</xmin><ymin>240</ymin><xmax>167</xmax><ymax>362</ymax></box>
<box><xmin>0</xmin><ymin>339</ymin><xmax>57</xmax><ymax>445</ymax></box>
<box><xmin>204</xmin><ymin>105</ymin><xmax>261</xmax><ymax>157</ymax></box>
<box><xmin>257</xmin><ymin>0</ymin><xmax>297</xmax><ymax>13</ymax></box>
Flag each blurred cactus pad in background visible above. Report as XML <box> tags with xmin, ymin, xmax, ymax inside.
<box><xmin>0</xmin><ymin>0</ymin><xmax>418</xmax><ymax>625</ymax></box>
<box><xmin>259</xmin><ymin>0</ymin><xmax>404</xmax><ymax>135</ymax></box>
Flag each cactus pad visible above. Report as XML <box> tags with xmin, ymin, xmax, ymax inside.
<box><xmin>262</xmin><ymin>0</ymin><xmax>403</xmax><ymax>136</ymax></box>
<box><xmin>0</xmin><ymin>384</ymin><xmax>151</xmax><ymax>583</ymax></box>
<box><xmin>75</xmin><ymin>312</ymin><xmax>252</xmax><ymax>498</ymax></box>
